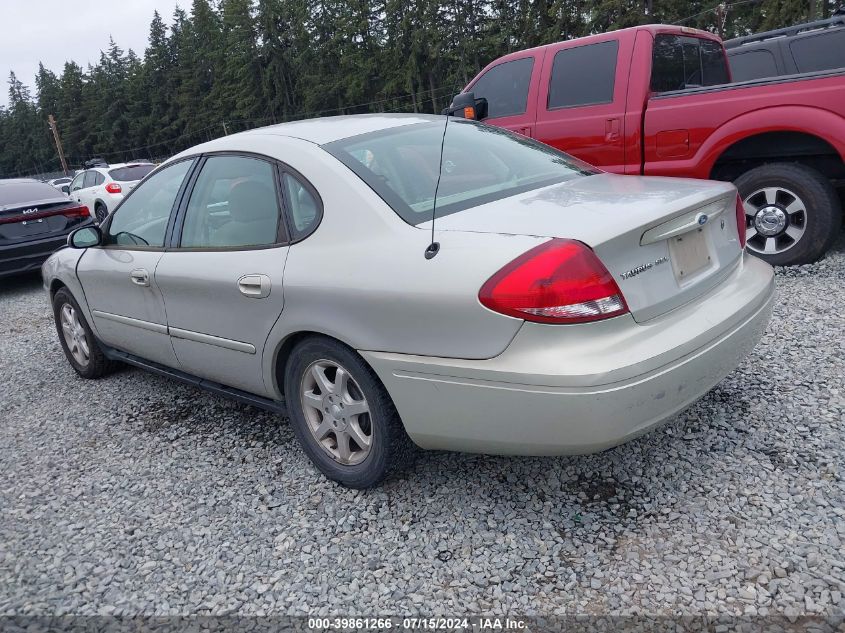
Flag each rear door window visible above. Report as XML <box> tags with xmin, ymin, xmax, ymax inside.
<box><xmin>548</xmin><ymin>40</ymin><xmax>618</xmax><ymax>109</ymax></box>
<box><xmin>651</xmin><ymin>34</ymin><xmax>730</xmax><ymax>92</ymax></box>
<box><xmin>470</xmin><ymin>57</ymin><xmax>534</xmax><ymax>119</ymax></box>
<box><xmin>179</xmin><ymin>156</ymin><xmax>282</xmax><ymax>249</ymax></box>
<box><xmin>82</xmin><ymin>171</ymin><xmax>97</xmax><ymax>188</ymax></box>
<box><xmin>729</xmin><ymin>49</ymin><xmax>779</xmax><ymax>81</ymax></box>
<box><xmin>790</xmin><ymin>28</ymin><xmax>845</xmax><ymax>72</ymax></box>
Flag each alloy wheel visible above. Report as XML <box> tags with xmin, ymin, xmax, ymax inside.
<box><xmin>743</xmin><ymin>186</ymin><xmax>807</xmax><ymax>256</ymax></box>
<box><xmin>300</xmin><ymin>359</ymin><xmax>372</xmax><ymax>465</ymax></box>
<box><xmin>60</xmin><ymin>303</ymin><xmax>90</xmax><ymax>366</ymax></box>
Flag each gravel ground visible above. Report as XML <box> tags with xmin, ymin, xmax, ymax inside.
<box><xmin>1</xmin><ymin>239</ymin><xmax>844</xmax><ymax>618</ymax></box>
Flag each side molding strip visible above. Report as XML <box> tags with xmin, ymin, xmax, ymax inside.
<box><xmin>169</xmin><ymin>326</ymin><xmax>256</xmax><ymax>354</ymax></box>
<box><xmin>91</xmin><ymin>310</ymin><xmax>168</xmax><ymax>335</ymax></box>
<box><xmin>91</xmin><ymin>310</ymin><xmax>256</xmax><ymax>354</ymax></box>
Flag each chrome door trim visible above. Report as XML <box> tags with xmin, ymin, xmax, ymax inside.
<box><xmin>169</xmin><ymin>326</ymin><xmax>256</xmax><ymax>354</ymax></box>
<box><xmin>91</xmin><ymin>310</ymin><xmax>168</xmax><ymax>335</ymax></box>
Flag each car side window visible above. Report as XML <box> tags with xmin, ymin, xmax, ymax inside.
<box><xmin>548</xmin><ymin>40</ymin><xmax>619</xmax><ymax>109</ymax></box>
<box><xmin>82</xmin><ymin>171</ymin><xmax>96</xmax><ymax>188</ymax></box>
<box><xmin>70</xmin><ymin>173</ymin><xmax>85</xmax><ymax>192</ymax></box>
<box><xmin>93</xmin><ymin>172</ymin><xmax>106</xmax><ymax>186</ymax></box>
<box><xmin>106</xmin><ymin>160</ymin><xmax>193</xmax><ymax>248</ymax></box>
<box><xmin>180</xmin><ymin>156</ymin><xmax>281</xmax><ymax>249</ymax></box>
<box><xmin>790</xmin><ymin>28</ymin><xmax>845</xmax><ymax>73</ymax></box>
<box><xmin>729</xmin><ymin>49</ymin><xmax>779</xmax><ymax>81</ymax></box>
<box><xmin>282</xmin><ymin>172</ymin><xmax>321</xmax><ymax>240</ymax></box>
<box><xmin>470</xmin><ymin>57</ymin><xmax>534</xmax><ymax>119</ymax></box>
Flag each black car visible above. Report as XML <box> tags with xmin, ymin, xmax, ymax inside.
<box><xmin>725</xmin><ymin>11</ymin><xmax>845</xmax><ymax>81</ymax></box>
<box><xmin>0</xmin><ymin>179</ymin><xmax>93</xmax><ymax>278</ymax></box>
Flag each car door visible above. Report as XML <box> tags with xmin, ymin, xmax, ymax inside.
<box><xmin>154</xmin><ymin>154</ymin><xmax>296</xmax><ymax>397</ymax></box>
<box><xmin>69</xmin><ymin>172</ymin><xmax>88</xmax><ymax>211</ymax></box>
<box><xmin>76</xmin><ymin>158</ymin><xmax>196</xmax><ymax>366</ymax></box>
<box><xmin>534</xmin><ymin>36</ymin><xmax>630</xmax><ymax>173</ymax></box>
<box><xmin>76</xmin><ymin>170</ymin><xmax>98</xmax><ymax>211</ymax></box>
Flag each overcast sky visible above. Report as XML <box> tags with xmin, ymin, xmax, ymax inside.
<box><xmin>0</xmin><ymin>0</ymin><xmax>181</xmax><ymax>108</ymax></box>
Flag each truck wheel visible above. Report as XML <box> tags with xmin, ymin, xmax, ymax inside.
<box><xmin>734</xmin><ymin>163</ymin><xmax>842</xmax><ymax>266</ymax></box>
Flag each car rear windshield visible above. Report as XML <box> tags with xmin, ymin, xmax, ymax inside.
<box><xmin>0</xmin><ymin>180</ymin><xmax>63</xmax><ymax>209</ymax></box>
<box><xmin>109</xmin><ymin>165</ymin><xmax>155</xmax><ymax>182</ymax></box>
<box><xmin>324</xmin><ymin>120</ymin><xmax>598</xmax><ymax>225</ymax></box>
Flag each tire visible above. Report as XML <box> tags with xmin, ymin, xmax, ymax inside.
<box><xmin>284</xmin><ymin>336</ymin><xmax>414</xmax><ymax>488</ymax></box>
<box><xmin>734</xmin><ymin>163</ymin><xmax>842</xmax><ymax>266</ymax></box>
<box><xmin>94</xmin><ymin>203</ymin><xmax>108</xmax><ymax>223</ymax></box>
<box><xmin>52</xmin><ymin>288</ymin><xmax>118</xmax><ymax>379</ymax></box>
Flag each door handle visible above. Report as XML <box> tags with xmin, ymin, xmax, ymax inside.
<box><xmin>129</xmin><ymin>268</ymin><xmax>150</xmax><ymax>287</ymax></box>
<box><xmin>238</xmin><ymin>274</ymin><xmax>271</xmax><ymax>298</ymax></box>
<box><xmin>605</xmin><ymin>118</ymin><xmax>621</xmax><ymax>142</ymax></box>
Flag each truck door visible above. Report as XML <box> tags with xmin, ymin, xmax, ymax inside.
<box><xmin>467</xmin><ymin>54</ymin><xmax>542</xmax><ymax>138</ymax></box>
<box><xmin>533</xmin><ymin>36</ymin><xmax>632</xmax><ymax>173</ymax></box>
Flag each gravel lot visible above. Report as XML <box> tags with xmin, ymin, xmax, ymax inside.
<box><xmin>1</xmin><ymin>239</ymin><xmax>844</xmax><ymax>618</ymax></box>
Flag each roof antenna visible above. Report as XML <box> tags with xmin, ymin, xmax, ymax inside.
<box><xmin>425</xmin><ymin>92</ymin><xmax>485</xmax><ymax>260</ymax></box>
<box><xmin>424</xmin><ymin>114</ymin><xmax>449</xmax><ymax>260</ymax></box>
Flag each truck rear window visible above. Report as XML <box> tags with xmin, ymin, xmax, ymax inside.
<box><xmin>651</xmin><ymin>34</ymin><xmax>730</xmax><ymax>93</ymax></box>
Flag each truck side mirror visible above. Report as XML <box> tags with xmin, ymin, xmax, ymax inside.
<box><xmin>442</xmin><ymin>92</ymin><xmax>489</xmax><ymax>121</ymax></box>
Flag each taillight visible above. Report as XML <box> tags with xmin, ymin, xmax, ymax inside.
<box><xmin>105</xmin><ymin>182</ymin><xmax>122</xmax><ymax>194</ymax></box>
<box><xmin>61</xmin><ymin>205</ymin><xmax>91</xmax><ymax>220</ymax></box>
<box><xmin>735</xmin><ymin>193</ymin><xmax>747</xmax><ymax>250</ymax></box>
<box><xmin>479</xmin><ymin>239</ymin><xmax>629</xmax><ymax>324</ymax></box>
<box><xmin>0</xmin><ymin>204</ymin><xmax>90</xmax><ymax>225</ymax></box>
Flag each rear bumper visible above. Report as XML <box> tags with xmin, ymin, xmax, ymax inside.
<box><xmin>0</xmin><ymin>231</ymin><xmax>79</xmax><ymax>278</ymax></box>
<box><xmin>361</xmin><ymin>254</ymin><xmax>774</xmax><ymax>455</ymax></box>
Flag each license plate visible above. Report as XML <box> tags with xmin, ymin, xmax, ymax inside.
<box><xmin>669</xmin><ymin>228</ymin><xmax>711</xmax><ymax>281</ymax></box>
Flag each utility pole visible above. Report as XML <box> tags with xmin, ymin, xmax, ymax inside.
<box><xmin>47</xmin><ymin>114</ymin><xmax>69</xmax><ymax>176</ymax></box>
<box><xmin>222</xmin><ymin>120</ymin><xmax>229</xmax><ymax>135</ymax></box>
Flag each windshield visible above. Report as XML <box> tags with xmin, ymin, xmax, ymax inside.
<box><xmin>324</xmin><ymin>119</ymin><xmax>598</xmax><ymax>225</ymax></box>
<box><xmin>109</xmin><ymin>165</ymin><xmax>155</xmax><ymax>182</ymax></box>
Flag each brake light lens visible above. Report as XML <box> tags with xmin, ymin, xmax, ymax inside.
<box><xmin>479</xmin><ymin>239</ymin><xmax>629</xmax><ymax>324</ymax></box>
<box><xmin>0</xmin><ymin>204</ymin><xmax>90</xmax><ymax>225</ymax></box>
<box><xmin>735</xmin><ymin>193</ymin><xmax>747</xmax><ymax>250</ymax></box>
<box><xmin>105</xmin><ymin>182</ymin><xmax>122</xmax><ymax>194</ymax></box>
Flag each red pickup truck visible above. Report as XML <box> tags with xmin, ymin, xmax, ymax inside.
<box><xmin>457</xmin><ymin>25</ymin><xmax>845</xmax><ymax>266</ymax></box>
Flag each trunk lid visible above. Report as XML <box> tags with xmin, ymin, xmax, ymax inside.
<box><xmin>428</xmin><ymin>173</ymin><xmax>743</xmax><ymax>322</ymax></box>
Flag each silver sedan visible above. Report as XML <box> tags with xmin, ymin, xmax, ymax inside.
<box><xmin>42</xmin><ymin>115</ymin><xmax>774</xmax><ymax>488</ymax></box>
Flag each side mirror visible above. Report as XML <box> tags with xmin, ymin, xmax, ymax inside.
<box><xmin>61</xmin><ymin>185</ymin><xmax>70</xmax><ymax>194</ymax></box>
<box><xmin>442</xmin><ymin>92</ymin><xmax>489</xmax><ymax>121</ymax></box>
<box><xmin>68</xmin><ymin>225</ymin><xmax>102</xmax><ymax>249</ymax></box>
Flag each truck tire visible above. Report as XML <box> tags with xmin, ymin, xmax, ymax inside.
<box><xmin>734</xmin><ymin>163</ymin><xmax>842</xmax><ymax>266</ymax></box>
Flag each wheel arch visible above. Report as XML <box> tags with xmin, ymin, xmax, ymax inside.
<box><xmin>695</xmin><ymin>106</ymin><xmax>845</xmax><ymax>181</ymax></box>
<box><xmin>269</xmin><ymin>329</ymin><xmax>364</xmax><ymax>401</ymax></box>
<box><xmin>710</xmin><ymin>130</ymin><xmax>845</xmax><ymax>182</ymax></box>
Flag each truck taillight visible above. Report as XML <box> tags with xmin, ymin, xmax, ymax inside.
<box><xmin>735</xmin><ymin>193</ymin><xmax>747</xmax><ymax>250</ymax></box>
<box><xmin>479</xmin><ymin>239</ymin><xmax>629</xmax><ymax>324</ymax></box>
<box><xmin>105</xmin><ymin>182</ymin><xmax>122</xmax><ymax>194</ymax></box>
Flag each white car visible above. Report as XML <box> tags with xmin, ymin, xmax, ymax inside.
<box><xmin>68</xmin><ymin>163</ymin><xmax>155</xmax><ymax>222</ymax></box>
<box><xmin>47</xmin><ymin>177</ymin><xmax>73</xmax><ymax>194</ymax></box>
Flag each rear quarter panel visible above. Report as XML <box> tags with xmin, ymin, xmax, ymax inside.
<box><xmin>643</xmin><ymin>72</ymin><xmax>845</xmax><ymax>179</ymax></box>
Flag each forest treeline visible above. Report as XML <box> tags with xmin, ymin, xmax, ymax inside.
<box><xmin>1</xmin><ymin>0</ymin><xmax>841</xmax><ymax>178</ymax></box>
